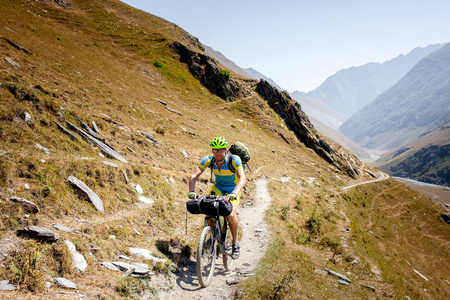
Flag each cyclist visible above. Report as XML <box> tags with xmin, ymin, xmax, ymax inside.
<box><xmin>188</xmin><ymin>137</ymin><xmax>246</xmax><ymax>259</ymax></box>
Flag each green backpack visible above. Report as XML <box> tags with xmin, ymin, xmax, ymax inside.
<box><xmin>208</xmin><ymin>142</ymin><xmax>251</xmax><ymax>183</ymax></box>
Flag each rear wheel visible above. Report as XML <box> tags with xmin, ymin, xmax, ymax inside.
<box><xmin>222</xmin><ymin>227</ymin><xmax>234</xmax><ymax>271</ymax></box>
<box><xmin>196</xmin><ymin>226</ymin><xmax>216</xmax><ymax>287</ymax></box>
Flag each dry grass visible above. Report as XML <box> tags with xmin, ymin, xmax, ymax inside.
<box><xmin>0</xmin><ymin>1</ymin><xmax>448</xmax><ymax>299</ymax></box>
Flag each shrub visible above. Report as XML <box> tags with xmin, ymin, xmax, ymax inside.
<box><xmin>153</xmin><ymin>61</ymin><xmax>164</xmax><ymax>68</ymax></box>
<box><xmin>219</xmin><ymin>69</ymin><xmax>230</xmax><ymax>80</ymax></box>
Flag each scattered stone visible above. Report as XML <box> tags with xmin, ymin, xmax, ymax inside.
<box><xmin>128</xmin><ymin>247</ymin><xmax>167</xmax><ymax>264</ymax></box>
<box><xmin>156</xmin><ymin>98</ymin><xmax>167</xmax><ymax>106</ymax></box>
<box><xmin>53</xmin><ymin>224</ymin><xmax>73</xmax><ymax>233</ymax></box>
<box><xmin>413</xmin><ymin>268</ymin><xmax>429</xmax><ymax>281</ymax></box>
<box><xmin>442</xmin><ymin>213</ymin><xmax>450</xmax><ymax>224</ymax></box>
<box><xmin>123</xmin><ymin>170</ymin><xmax>129</xmax><ymax>184</ymax></box>
<box><xmin>138</xmin><ymin>196</ymin><xmax>154</xmax><ymax>204</ymax></box>
<box><xmin>325</xmin><ymin>269</ymin><xmax>352</xmax><ymax>283</ymax></box>
<box><xmin>127</xmin><ymin>147</ymin><xmax>136</xmax><ymax>153</ymax></box>
<box><xmin>17</xmin><ymin>226</ymin><xmax>59</xmax><ymax>242</ymax></box>
<box><xmin>112</xmin><ymin>261</ymin><xmax>155</xmax><ymax>277</ymax></box>
<box><xmin>92</xmin><ymin>121</ymin><xmax>100</xmax><ymax>134</ymax></box>
<box><xmin>141</xmin><ymin>131</ymin><xmax>159</xmax><ymax>145</ymax></box>
<box><xmin>338</xmin><ymin>280</ymin><xmax>349</xmax><ymax>285</ymax></box>
<box><xmin>165</xmin><ymin>106</ymin><xmax>182</xmax><ymax>116</ymax></box>
<box><xmin>103</xmin><ymin>161</ymin><xmax>119</xmax><ymax>168</ymax></box>
<box><xmin>180</xmin><ymin>149</ymin><xmax>189</xmax><ymax>159</ymax></box>
<box><xmin>109</xmin><ymin>235</ymin><xmax>116</xmax><ymax>240</ymax></box>
<box><xmin>68</xmin><ymin>176</ymin><xmax>104</xmax><ymax>213</ymax></box>
<box><xmin>133</xmin><ymin>228</ymin><xmax>140</xmax><ymax>235</ymax></box>
<box><xmin>24</xmin><ymin>183</ymin><xmax>30</xmax><ymax>190</ymax></box>
<box><xmin>226</xmin><ymin>278</ymin><xmax>240</xmax><ymax>285</ymax></box>
<box><xmin>101</xmin><ymin>262</ymin><xmax>120</xmax><ymax>271</ymax></box>
<box><xmin>5</xmin><ymin>56</ymin><xmax>20</xmax><ymax>69</ymax></box>
<box><xmin>3</xmin><ymin>37</ymin><xmax>33</xmax><ymax>54</ymax></box>
<box><xmin>65</xmin><ymin>240</ymin><xmax>87</xmax><ymax>272</ymax></box>
<box><xmin>361</xmin><ymin>284</ymin><xmax>376</xmax><ymax>292</ymax></box>
<box><xmin>24</xmin><ymin>112</ymin><xmax>31</xmax><ymax>124</ymax></box>
<box><xmin>133</xmin><ymin>184</ymin><xmax>143</xmax><ymax>195</ymax></box>
<box><xmin>10</xmin><ymin>196</ymin><xmax>40</xmax><ymax>213</ymax></box>
<box><xmin>54</xmin><ymin>277</ymin><xmax>76</xmax><ymax>289</ymax></box>
<box><xmin>99</xmin><ymin>152</ymin><xmax>105</xmax><ymax>158</ymax></box>
<box><xmin>35</xmin><ymin>143</ymin><xmax>50</xmax><ymax>154</ymax></box>
<box><xmin>119</xmin><ymin>255</ymin><xmax>130</xmax><ymax>261</ymax></box>
<box><xmin>0</xmin><ymin>280</ymin><xmax>17</xmax><ymax>291</ymax></box>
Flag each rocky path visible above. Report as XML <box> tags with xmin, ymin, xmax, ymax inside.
<box><xmin>155</xmin><ymin>177</ymin><xmax>272</xmax><ymax>300</ymax></box>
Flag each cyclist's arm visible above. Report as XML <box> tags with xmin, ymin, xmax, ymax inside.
<box><xmin>232</xmin><ymin>167</ymin><xmax>246</xmax><ymax>195</ymax></box>
<box><xmin>188</xmin><ymin>166</ymin><xmax>204</xmax><ymax>193</ymax></box>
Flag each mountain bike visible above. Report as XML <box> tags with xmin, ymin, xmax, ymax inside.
<box><xmin>195</xmin><ymin>195</ymin><xmax>234</xmax><ymax>287</ymax></box>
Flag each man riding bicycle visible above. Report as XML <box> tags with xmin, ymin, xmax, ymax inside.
<box><xmin>188</xmin><ymin>137</ymin><xmax>246</xmax><ymax>259</ymax></box>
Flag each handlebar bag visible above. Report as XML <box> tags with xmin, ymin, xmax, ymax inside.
<box><xmin>186</xmin><ymin>199</ymin><xmax>201</xmax><ymax>214</ymax></box>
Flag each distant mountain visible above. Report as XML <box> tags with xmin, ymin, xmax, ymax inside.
<box><xmin>245</xmin><ymin>68</ymin><xmax>283</xmax><ymax>91</ymax></box>
<box><xmin>203</xmin><ymin>44</ymin><xmax>256</xmax><ymax>79</ymax></box>
<box><xmin>339</xmin><ymin>43</ymin><xmax>450</xmax><ymax>151</ymax></box>
<box><xmin>292</xmin><ymin>43</ymin><xmax>445</xmax><ymax>127</ymax></box>
<box><xmin>376</xmin><ymin>118</ymin><xmax>450</xmax><ymax>186</ymax></box>
<box><xmin>291</xmin><ymin>93</ymin><xmax>346</xmax><ymax>129</ymax></box>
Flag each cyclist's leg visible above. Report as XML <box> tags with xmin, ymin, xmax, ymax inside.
<box><xmin>215</xmin><ymin>185</ymin><xmax>240</xmax><ymax>258</ymax></box>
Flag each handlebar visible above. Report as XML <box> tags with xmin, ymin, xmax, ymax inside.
<box><xmin>195</xmin><ymin>195</ymin><xmax>228</xmax><ymax>201</ymax></box>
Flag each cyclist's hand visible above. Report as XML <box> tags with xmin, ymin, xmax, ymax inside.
<box><xmin>188</xmin><ymin>192</ymin><xmax>197</xmax><ymax>199</ymax></box>
<box><xmin>228</xmin><ymin>193</ymin><xmax>237</xmax><ymax>201</ymax></box>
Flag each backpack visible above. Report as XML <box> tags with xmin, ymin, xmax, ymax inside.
<box><xmin>208</xmin><ymin>142</ymin><xmax>251</xmax><ymax>183</ymax></box>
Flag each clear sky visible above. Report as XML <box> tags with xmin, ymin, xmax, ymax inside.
<box><xmin>120</xmin><ymin>0</ymin><xmax>450</xmax><ymax>93</ymax></box>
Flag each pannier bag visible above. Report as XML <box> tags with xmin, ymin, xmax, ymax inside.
<box><xmin>186</xmin><ymin>197</ymin><xmax>232</xmax><ymax>216</ymax></box>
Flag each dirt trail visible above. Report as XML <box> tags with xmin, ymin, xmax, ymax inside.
<box><xmin>155</xmin><ymin>177</ymin><xmax>272</xmax><ymax>300</ymax></box>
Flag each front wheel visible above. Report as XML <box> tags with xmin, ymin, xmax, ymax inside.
<box><xmin>197</xmin><ymin>226</ymin><xmax>216</xmax><ymax>287</ymax></box>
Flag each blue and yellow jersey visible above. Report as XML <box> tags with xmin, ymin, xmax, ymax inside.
<box><xmin>199</xmin><ymin>154</ymin><xmax>243</xmax><ymax>186</ymax></box>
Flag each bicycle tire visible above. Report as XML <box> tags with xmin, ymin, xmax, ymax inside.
<box><xmin>196</xmin><ymin>226</ymin><xmax>216</xmax><ymax>287</ymax></box>
<box><xmin>222</xmin><ymin>227</ymin><xmax>234</xmax><ymax>271</ymax></box>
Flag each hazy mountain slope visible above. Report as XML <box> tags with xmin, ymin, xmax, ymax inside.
<box><xmin>299</xmin><ymin>43</ymin><xmax>445</xmax><ymax>123</ymax></box>
<box><xmin>203</xmin><ymin>44</ymin><xmax>256</xmax><ymax>79</ymax></box>
<box><xmin>339</xmin><ymin>43</ymin><xmax>450</xmax><ymax>151</ymax></box>
<box><xmin>291</xmin><ymin>93</ymin><xmax>346</xmax><ymax>129</ymax></box>
<box><xmin>376</xmin><ymin>119</ymin><xmax>450</xmax><ymax>186</ymax></box>
<box><xmin>308</xmin><ymin>116</ymin><xmax>371</xmax><ymax>160</ymax></box>
<box><xmin>245</xmin><ymin>67</ymin><xmax>283</xmax><ymax>91</ymax></box>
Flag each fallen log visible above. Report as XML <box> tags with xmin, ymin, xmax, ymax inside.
<box><xmin>68</xmin><ymin>175</ymin><xmax>104</xmax><ymax>213</ymax></box>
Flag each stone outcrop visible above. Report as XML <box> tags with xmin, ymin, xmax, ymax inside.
<box><xmin>256</xmin><ymin>80</ymin><xmax>362</xmax><ymax>178</ymax></box>
<box><xmin>171</xmin><ymin>42</ymin><xmax>253</xmax><ymax>101</ymax></box>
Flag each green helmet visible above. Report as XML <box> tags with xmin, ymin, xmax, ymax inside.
<box><xmin>210</xmin><ymin>137</ymin><xmax>228</xmax><ymax>149</ymax></box>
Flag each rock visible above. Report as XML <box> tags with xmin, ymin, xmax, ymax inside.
<box><xmin>103</xmin><ymin>161</ymin><xmax>119</xmax><ymax>168</ymax></box>
<box><xmin>413</xmin><ymin>268</ymin><xmax>429</xmax><ymax>281</ymax></box>
<box><xmin>361</xmin><ymin>284</ymin><xmax>376</xmax><ymax>292</ymax></box>
<box><xmin>325</xmin><ymin>268</ymin><xmax>352</xmax><ymax>283</ymax></box>
<box><xmin>24</xmin><ymin>183</ymin><xmax>30</xmax><ymax>190</ymax></box>
<box><xmin>65</xmin><ymin>240</ymin><xmax>87</xmax><ymax>272</ymax></box>
<box><xmin>138</xmin><ymin>196</ymin><xmax>154</xmax><ymax>204</ymax></box>
<box><xmin>53</xmin><ymin>224</ymin><xmax>73</xmax><ymax>233</ymax></box>
<box><xmin>35</xmin><ymin>143</ymin><xmax>50</xmax><ymax>154</ymax></box>
<box><xmin>141</xmin><ymin>131</ymin><xmax>159</xmax><ymax>145</ymax></box>
<box><xmin>10</xmin><ymin>196</ymin><xmax>40</xmax><ymax>213</ymax></box>
<box><xmin>54</xmin><ymin>277</ymin><xmax>76</xmax><ymax>289</ymax></box>
<box><xmin>337</xmin><ymin>280</ymin><xmax>349</xmax><ymax>285</ymax></box>
<box><xmin>133</xmin><ymin>184</ymin><xmax>143</xmax><ymax>195</ymax></box>
<box><xmin>24</xmin><ymin>112</ymin><xmax>31</xmax><ymax>124</ymax></box>
<box><xmin>226</xmin><ymin>277</ymin><xmax>240</xmax><ymax>285</ymax></box>
<box><xmin>0</xmin><ymin>280</ymin><xmax>17</xmax><ymax>291</ymax></box>
<box><xmin>5</xmin><ymin>57</ymin><xmax>20</xmax><ymax>69</ymax></box>
<box><xmin>128</xmin><ymin>247</ymin><xmax>167</xmax><ymax>263</ymax></box>
<box><xmin>112</xmin><ymin>261</ymin><xmax>155</xmax><ymax>277</ymax></box>
<box><xmin>442</xmin><ymin>213</ymin><xmax>450</xmax><ymax>224</ymax></box>
<box><xmin>92</xmin><ymin>121</ymin><xmax>100</xmax><ymax>134</ymax></box>
<box><xmin>54</xmin><ymin>120</ymin><xmax>78</xmax><ymax>140</ymax></box>
<box><xmin>68</xmin><ymin>176</ymin><xmax>104</xmax><ymax>213</ymax></box>
<box><xmin>180</xmin><ymin>149</ymin><xmax>189</xmax><ymax>159</ymax></box>
<box><xmin>17</xmin><ymin>226</ymin><xmax>59</xmax><ymax>242</ymax></box>
<box><xmin>445</xmin><ymin>203</ymin><xmax>450</xmax><ymax>208</ymax></box>
<box><xmin>119</xmin><ymin>255</ymin><xmax>130</xmax><ymax>260</ymax></box>
<box><xmin>101</xmin><ymin>262</ymin><xmax>120</xmax><ymax>271</ymax></box>
<box><xmin>165</xmin><ymin>106</ymin><xmax>183</xmax><ymax>116</ymax></box>
<box><xmin>123</xmin><ymin>170</ymin><xmax>129</xmax><ymax>184</ymax></box>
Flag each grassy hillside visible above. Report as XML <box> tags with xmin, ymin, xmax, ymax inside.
<box><xmin>0</xmin><ymin>1</ymin><xmax>448</xmax><ymax>299</ymax></box>
<box><xmin>377</xmin><ymin>119</ymin><xmax>450</xmax><ymax>186</ymax></box>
